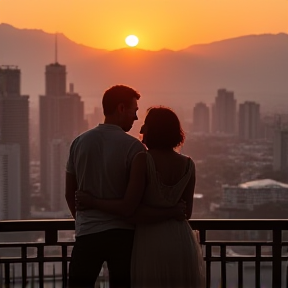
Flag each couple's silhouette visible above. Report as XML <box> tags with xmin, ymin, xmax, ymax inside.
<box><xmin>65</xmin><ymin>85</ymin><xmax>205</xmax><ymax>288</ymax></box>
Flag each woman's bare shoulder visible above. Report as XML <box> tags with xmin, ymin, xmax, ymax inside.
<box><xmin>179</xmin><ymin>154</ymin><xmax>195</xmax><ymax>167</ymax></box>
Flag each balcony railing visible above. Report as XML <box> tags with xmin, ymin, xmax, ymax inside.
<box><xmin>0</xmin><ymin>219</ymin><xmax>287</xmax><ymax>288</ymax></box>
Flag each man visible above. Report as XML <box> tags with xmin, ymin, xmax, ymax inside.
<box><xmin>66</xmin><ymin>85</ymin><xmax>184</xmax><ymax>288</ymax></box>
<box><xmin>66</xmin><ymin>85</ymin><xmax>144</xmax><ymax>288</ymax></box>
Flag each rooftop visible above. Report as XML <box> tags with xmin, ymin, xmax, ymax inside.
<box><xmin>239</xmin><ymin>179</ymin><xmax>288</xmax><ymax>189</ymax></box>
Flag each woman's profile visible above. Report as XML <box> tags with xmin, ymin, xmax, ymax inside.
<box><xmin>76</xmin><ymin>106</ymin><xmax>205</xmax><ymax>288</ymax></box>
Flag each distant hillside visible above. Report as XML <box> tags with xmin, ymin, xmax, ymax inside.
<box><xmin>1</xmin><ymin>23</ymin><xmax>288</xmax><ymax>113</ymax></box>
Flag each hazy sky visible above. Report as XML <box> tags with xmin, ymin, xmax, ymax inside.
<box><xmin>1</xmin><ymin>0</ymin><xmax>287</xmax><ymax>50</ymax></box>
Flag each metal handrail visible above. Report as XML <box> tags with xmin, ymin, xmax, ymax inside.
<box><xmin>0</xmin><ymin>219</ymin><xmax>287</xmax><ymax>288</ymax></box>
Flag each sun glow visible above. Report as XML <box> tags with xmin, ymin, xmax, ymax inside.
<box><xmin>125</xmin><ymin>35</ymin><xmax>139</xmax><ymax>47</ymax></box>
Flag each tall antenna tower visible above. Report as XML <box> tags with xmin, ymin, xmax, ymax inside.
<box><xmin>55</xmin><ymin>33</ymin><xmax>58</xmax><ymax>63</ymax></box>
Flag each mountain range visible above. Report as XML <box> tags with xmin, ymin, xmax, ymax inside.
<box><xmin>0</xmin><ymin>23</ymin><xmax>288</xmax><ymax>113</ymax></box>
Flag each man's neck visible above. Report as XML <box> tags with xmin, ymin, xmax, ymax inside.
<box><xmin>104</xmin><ymin>117</ymin><xmax>122</xmax><ymax>128</ymax></box>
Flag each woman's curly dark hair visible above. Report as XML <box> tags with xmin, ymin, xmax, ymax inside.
<box><xmin>142</xmin><ymin>106</ymin><xmax>185</xmax><ymax>150</ymax></box>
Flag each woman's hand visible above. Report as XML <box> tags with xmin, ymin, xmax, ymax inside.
<box><xmin>173</xmin><ymin>200</ymin><xmax>187</xmax><ymax>221</ymax></box>
<box><xmin>75</xmin><ymin>190</ymin><xmax>95</xmax><ymax>210</ymax></box>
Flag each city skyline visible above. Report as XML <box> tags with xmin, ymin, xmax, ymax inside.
<box><xmin>0</xmin><ymin>60</ymin><xmax>287</xmax><ymax>221</ymax></box>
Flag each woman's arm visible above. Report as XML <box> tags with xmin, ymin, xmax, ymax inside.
<box><xmin>76</xmin><ymin>152</ymin><xmax>147</xmax><ymax>217</ymax></box>
<box><xmin>125</xmin><ymin>202</ymin><xmax>187</xmax><ymax>224</ymax></box>
<box><xmin>181</xmin><ymin>159</ymin><xmax>196</xmax><ymax>219</ymax></box>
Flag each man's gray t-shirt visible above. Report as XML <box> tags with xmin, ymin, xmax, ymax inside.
<box><xmin>66</xmin><ymin>124</ymin><xmax>146</xmax><ymax>237</ymax></box>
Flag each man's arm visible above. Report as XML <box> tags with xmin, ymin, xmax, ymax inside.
<box><xmin>65</xmin><ymin>172</ymin><xmax>78</xmax><ymax>219</ymax></box>
<box><xmin>76</xmin><ymin>152</ymin><xmax>147</xmax><ymax>217</ymax></box>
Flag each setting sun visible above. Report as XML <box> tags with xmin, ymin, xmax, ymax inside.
<box><xmin>125</xmin><ymin>35</ymin><xmax>139</xmax><ymax>47</ymax></box>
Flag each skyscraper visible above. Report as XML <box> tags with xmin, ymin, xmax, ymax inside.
<box><xmin>39</xmin><ymin>62</ymin><xmax>86</xmax><ymax>212</ymax></box>
<box><xmin>212</xmin><ymin>89</ymin><xmax>237</xmax><ymax>135</ymax></box>
<box><xmin>238</xmin><ymin>101</ymin><xmax>260</xmax><ymax>140</ymax></box>
<box><xmin>0</xmin><ymin>65</ymin><xmax>30</xmax><ymax>219</ymax></box>
<box><xmin>192</xmin><ymin>102</ymin><xmax>210</xmax><ymax>134</ymax></box>
<box><xmin>0</xmin><ymin>144</ymin><xmax>21</xmax><ymax>220</ymax></box>
<box><xmin>273</xmin><ymin>129</ymin><xmax>288</xmax><ymax>172</ymax></box>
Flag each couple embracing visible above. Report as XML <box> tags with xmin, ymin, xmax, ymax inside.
<box><xmin>65</xmin><ymin>85</ymin><xmax>205</xmax><ymax>288</ymax></box>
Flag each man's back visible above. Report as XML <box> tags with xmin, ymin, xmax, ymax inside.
<box><xmin>67</xmin><ymin>123</ymin><xmax>145</xmax><ymax>237</ymax></box>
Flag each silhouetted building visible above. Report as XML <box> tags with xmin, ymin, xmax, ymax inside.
<box><xmin>39</xmin><ymin>62</ymin><xmax>87</xmax><ymax>212</ymax></box>
<box><xmin>0</xmin><ymin>65</ymin><xmax>30</xmax><ymax>219</ymax></box>
<box><xmin>273</xmin><ymin>129</ymin><xmax>288</xmax><ymax>172</ymax></box>
<box><xmin>192</xmin><ymin>102</ymin><xmax>210</xmax><ymax>134</ymax></box>
<box><xmin>49</xmin><ymin>139</ymin><xmax>70</xmax><ymax>212</ymax></box>
<box><xmin>258</xmin><ymin>115</ymin><xmax>275</xmax><ymax>140</ymax></box>
<box><xmin>212</xmin><ymin>89</ymin><xmax>236</xmax><ymax>135</ymax></box>
<box><xmin>238</xmin><ymin>101</ymin><xmax>260</xmax><ymax>140</ymax></box>
<box><xmin>0</xmin><ymin>144</ymin><xmax>21</xmax><ymax>220</ymax></box>
<box><xmin>45</xmin><ymin>62</ymin><xmax>66</xmax><ymax>96</ymax></box>
<box><xmin>86</xmin><ymin>107</ymin><xmax>103</xmax><ymax>130</ymax></box>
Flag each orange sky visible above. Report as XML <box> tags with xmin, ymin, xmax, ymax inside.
<box><xmin>1</xmin><ymin>0</ymin><xmax>287</xmax><ymax>50</ymax></box>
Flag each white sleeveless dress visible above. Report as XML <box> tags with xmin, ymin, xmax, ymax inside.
<box><xmin>131</xmin><ymin>153</ymin><xmax>206</xmax><ymax>288</ymax></box>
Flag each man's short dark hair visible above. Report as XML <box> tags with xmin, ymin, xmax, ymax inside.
<box><xmin>102</xmin><ymin>85</ymin><xmax>141</xmax><ymax>116</ymax></box>
<box><xmin>144</xmin><ymin>107</ymin><xmax>185</xmax><ymax>150</ymax></box>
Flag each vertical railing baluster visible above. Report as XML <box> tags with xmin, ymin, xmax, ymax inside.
<box><xmin>220</xmin><ymin>245</ymin><xmax>227</xmax><ymax>288</ymax></box>
<box><xmin>0</xmin><ymin>263</ymin><xmax>2</xmax><ymax>288</ymax></box>
<box><xmin>38</xmin><ymin>245</ymin><xmax>44</xmax><ymax>288</ymax></box>
<box><xmin>286</xmin><ymin>261</ymin><xmax>288</xmax><ymax>288</ymax></box>
<box><xmin>238</xmin><ymin>261</ymin><xmax>243</xmax><ymax>288</ymax></box>
<box><xmin>53</xmin><ymin>263</ymin><xmax>56</xmax><ymax>288</ymax></box>
<box><xmin>31</xmin><ymin>262</ymin><xmax>35</xmax><ymax>288</ymax></box>
<box><xmin>21</xmin><ymin>246</ymin><xmax>27</xmax><ymax>287</ymax></box>
<box><xmin>272</xmin><ymin>228</ymin><xmax>282</xmax><ymax>288</ymax></box>
<box><xmin>12</xmin><ymin>263</ymin><xmax>15</xmax><ymax>285</ymax></box>
<box><xmin>255</xmin><ymin>245</ymin><xmax>261</xmax><ymax>288</ymax></box>
<box><xmin>4</xmin><ymin>263</ymin><xmax>9</xmax><ymax>286</ymax></box>
<box><xmin>62</xmin><ymin>244</ymin><xmax>68</xmax><ymax>287</ymax></box>
<box><xmin>205</xmin><ymin>244</ymin><xmax>211</xmax><ymax>288</ymax></box>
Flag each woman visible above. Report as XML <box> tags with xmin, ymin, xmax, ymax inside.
<box><xmin>76</xmin><ymin>107</ymin><xmax>205</xmax><ymax>288</ymax></box>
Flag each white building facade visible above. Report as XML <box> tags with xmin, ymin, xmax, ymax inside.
<box><xmin>221</xmin><ymin>179</ymin><xmax>288</xmax><ymax>211</ymax></box>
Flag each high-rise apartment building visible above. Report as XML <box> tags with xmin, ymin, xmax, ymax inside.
<box><xmin>0</xmin><ymin>65</ymin><xmax>30</xmax><ymax>219</ymax></box>
<box><xmin>212</xmin><ymin>89</ymin><xmax>237</xmax><ymax>135</ymax></box>
<box><xmin>273</xmin><ymin>129</ymin><xmax>288</xmax><ymax>172</ymax></box>
<box><xmin>0</xmin><ymin>144</ymin><xmax>21</xmax><ymax>220</ymax></box>
<box><xmin>39</xmin><ymin>62</ymin><xmax>86</xmax><ymax>211</ymax></box>
<box><xmin>192</xmin><ymin>102</ymin><xmax>210</xmax><ymax>134</ymax></box>
<box><xmin>238</xmin><ymin>101</ymin><xmax>260</xmax><ymax>140</ymax></box>
<box><xmin>48</xmin><ymin>139</ymin><xmax>70</xmax><ymax>212</ymax></box>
